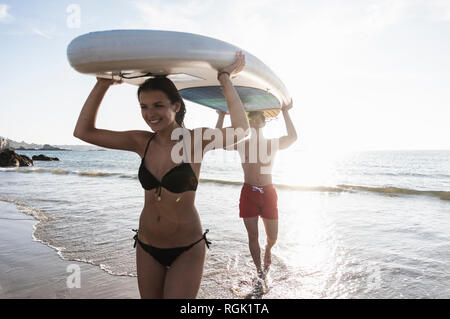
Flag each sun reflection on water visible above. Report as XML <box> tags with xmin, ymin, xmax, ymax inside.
<box><xmin>276</xmin><ymin>189</ymin><xmax>344</xmax><ymax>298</ymax></box>
<box><xmin>275</xmin><ymin>148</ymin><xmax>354</xmax><ymax>188</ymax></box>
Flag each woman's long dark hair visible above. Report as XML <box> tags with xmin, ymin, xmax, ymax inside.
<box><xmin>137</xmin><ymin>76</ymin><xmax>186</xmax><ymax>127</ymax></box>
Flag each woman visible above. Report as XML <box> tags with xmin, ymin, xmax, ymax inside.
<box><xmin>216</xmin><ymin>100</ymin><xmax>297</xmax><ymax>279</ymax></box>
<box><xmin>73</xmin><ymin>51</ymin><xmax>249</xmax><ymax>298</ymax></box>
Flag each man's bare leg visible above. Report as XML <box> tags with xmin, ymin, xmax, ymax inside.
<box><xmin>262</xmin><ymin>218</ymin><xmax>278</xmax><ymax>273</ymax></box>
<box><xmin>243</xmin><ymin>217</ymin><xmax>263</xmax><ymax>278</ymax></box>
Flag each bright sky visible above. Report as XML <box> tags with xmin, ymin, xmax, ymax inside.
<box><xmin>1</xmin><ymin>0</ymin><xmax>450</xmax><ymax>151</ymax></box>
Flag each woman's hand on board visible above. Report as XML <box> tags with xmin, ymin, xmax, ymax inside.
<box><xmin>218</xmin><ymin>51</ymin><xmax>246</xmax><ymax>80</ymax></box>
<box><xmin>96</xmin><ymin>77</ymin><xmax>123</xmax><ymax>87</ymax></box>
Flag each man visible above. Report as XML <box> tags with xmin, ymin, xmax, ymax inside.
<box><xmin>216</xmin><ymin>100</ymin><xmax>297</xmax><ymax>278</ymax></box>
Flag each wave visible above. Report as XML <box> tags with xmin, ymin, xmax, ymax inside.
<box><xmin>199</xmin><ymin>178</ymin><xmax>243</xmax><ymax>186</ymax></box>
<box><xmin>0</xmin><ymin>197</ymin><xmax>53</xmax><ymax>221</ymax></box>
<box><xmin>202</xmin><ymin>179</ymin><xmax>450</xmax><ymax>201</ymax></box>
<box><xmin>367</xmin><ymin>172</ymin><xmax>450</xmax><ymax>179</ymax></box>
<box><xmin>201</xmin><ymin>178</ymin><xmax>347</xmax><ymax>193</ymax></box>
<box><xmin>10</xmin><ymin>167</ymin><xmax>137</xmax><ymax>179</ymax></box>
<box><xmin>0</xmin><ymin>196</ymin><xmax>133</xmax><ymax>278</ymax></box>
<box><xmin>335</xmin><ymin>185</ymin><xmax>450</xmax><ymax>201</ymax></box>
<box><xmin>4</xmin><ymin>168</ymin><xmax>449</xmax><ymax>201</ymax></box>
<box><xmin>16</xmin><ymin>167</ymin><xmax>448</xmax><ymax>182</ymax></box>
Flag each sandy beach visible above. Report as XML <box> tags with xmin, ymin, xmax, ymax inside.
<box><xmin>0</xmin><ymin>200</ymin><xmax>140</xmax><ymax>299</ymax></box>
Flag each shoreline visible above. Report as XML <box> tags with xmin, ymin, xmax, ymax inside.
<box><xmin>0</xmin><ymin>200</ymin><xmax>140</xmax><ymax>299</ymax></box>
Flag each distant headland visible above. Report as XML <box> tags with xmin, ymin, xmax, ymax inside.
<box><xmin>0</xmin><ymin>136</ymin><xmax>106</xmax><ymax>151</ymax></box>
<box><xmin>15</xmin><ymin>144</ymin><xmax>68</xmax><ymax>151</ymax></box>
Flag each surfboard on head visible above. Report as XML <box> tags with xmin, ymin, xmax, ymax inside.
<box><xmin>67</xmin><ymin>30</ymin><xmax>290</xmax><ymax>118</ymax></box>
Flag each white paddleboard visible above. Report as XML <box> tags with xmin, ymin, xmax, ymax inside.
<box><xmin>67</xmin><ymin>30</ymin><xmax>290</xmax><ymax>117</ymax></box>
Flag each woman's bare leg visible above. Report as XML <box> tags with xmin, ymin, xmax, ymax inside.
<box><xmin>163</xmin><ymin>242</ymin><xmax>206</xmax><ymax>298</ymax></box>
<box><xmin>136</xmin><ymin>243</ymin><xmax>166</xmax><ymax>299</ymax></box>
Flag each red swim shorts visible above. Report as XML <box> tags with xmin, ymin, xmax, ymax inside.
<box><xmin>239</xmin><ymin>183</ymin><xmax>278</xmax><ymax>220</ymax></box>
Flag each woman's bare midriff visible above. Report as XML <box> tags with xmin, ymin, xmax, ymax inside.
<box><xmin>138</xmin><ymin>188</ymin><xmax>203</xmax><ymax>248</ymax></box>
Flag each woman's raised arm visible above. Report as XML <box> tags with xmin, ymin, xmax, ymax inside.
<box><xmin>73</xmin><ymin>78</ymin><xmax>147</xmax><ymax>154</ymax></box>
<box><xmin>217</xmin><ymin>51</ymin><xmax>250</xmax><ymax>138</ymax></box>
<box><xmin>198</xmin><ymin>52</ymin><xmax>250</xmax><ymax>153</ymax></box>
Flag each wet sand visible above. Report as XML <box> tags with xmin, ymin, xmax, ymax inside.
<box><xmin>0</xmin><ymin>201</ymin><xmax>140</xmax><ymax>299</ymax></box>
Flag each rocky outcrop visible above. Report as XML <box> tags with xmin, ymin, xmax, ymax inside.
<box><xmin>41</xmin><ymin>144</ymin><xmax>65</xmax><ymax>151</ymax></box>
<box><xmin>0</xmin><ymin>150</ymin><xmax>33</xmax><ymax>167</ymax></box>
<box><xmin>32</xmin><ymin>154</ymin><xmax>60</xmax><ymax>161</ymax></box>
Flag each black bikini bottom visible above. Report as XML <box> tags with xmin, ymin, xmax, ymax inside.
<box><xmin>133</xmin><ymin>229</ymin><xmax>211</xmax><ymax>269</ymax></box>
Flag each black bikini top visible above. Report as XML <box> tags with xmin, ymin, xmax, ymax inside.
<box><xmin>138</xmin><ymin>133</ymin><xmax>198</xmax><ymax>199</ymax></box>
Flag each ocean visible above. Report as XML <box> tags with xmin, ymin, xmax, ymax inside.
<box><xmin>1</xmin><ymin>147</ymin><xmax>449</xmax><ymax>298</ymax></box>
